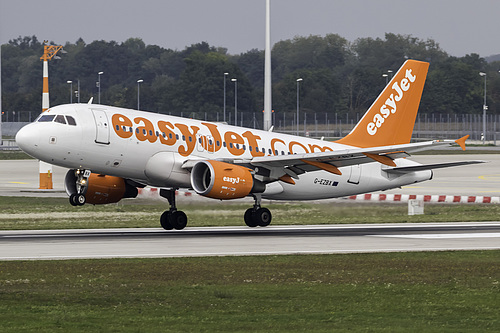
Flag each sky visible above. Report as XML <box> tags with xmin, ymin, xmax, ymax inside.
<box><xmin>1</xmin><ymin>0</ymin><xmax>500</xmax><ymax>57</ymax></box>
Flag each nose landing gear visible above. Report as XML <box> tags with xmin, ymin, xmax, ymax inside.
<box><xmin>69</xmin><ymin>169</ymin><xmax>90</xmax><ymax>206</ymax></box>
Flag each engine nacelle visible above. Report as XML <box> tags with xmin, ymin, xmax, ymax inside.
<box><xmin>65</xmin><ymin>170</ymin><xmax>138</xmax><ymax>205</ymax></box>
<box><xmin>191</xmin><ymin>160</ymin><xmax>264</xmax><ymax>200</ymax></box>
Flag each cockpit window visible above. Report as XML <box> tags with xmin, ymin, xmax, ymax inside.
<box><xmin>54</xmin><ymin>115</ymin><xmax>66</xmax><ymax>124</ymax></box>
<box><xmin>66</xmin><ymin>116</ymin><xmax>77</xmax><ymax>126</ymax></box>
<box><xmin>38</xmin><ymin>115</ymin><xmax>55</xmax><ymax>122</ymax></box>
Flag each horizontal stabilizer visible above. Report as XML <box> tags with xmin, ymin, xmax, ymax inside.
<box><xmin>385</xmin><ymin>160</ymin><xmax>486</xmax><ymax>174</ymax></box>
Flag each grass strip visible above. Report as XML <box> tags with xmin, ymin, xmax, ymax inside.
<box><xmin>1</xmin><ymin>196</ymin><xmax>500</xmax><ymax>230</ymax></box>
<box><xmin>0</xmin><ymin>251</ymin><xmax>499</xmax><ymax>332</ymax></box>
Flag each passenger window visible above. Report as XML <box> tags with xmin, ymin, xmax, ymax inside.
<box><xmin>54</xmin><ymin>115</ymin><xmax>66</xmax><ymax>124</ymax></box>
<box><xmin>66</xmin><ymin>116</ymin><xmax>77</xmax><ymax>126</ymax></box>
<box><xmin>38</xmin><ymin>115</ymin><xmax>55</xmax><ymax>122</ymax></box>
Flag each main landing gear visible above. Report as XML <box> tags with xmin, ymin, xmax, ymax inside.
<box><xmin>69</xmin><ymin>169</ymin><xmax>89</xmax><ymax>206</ymax></box>
<box><xmin>244</xmin><ymin>194</ymin><xmax>272</xmax><ymax>227</ymax></box>
<box><xmin>159</xmin><ymin>188</ymin><xmax>188</xmax><ymax>230</ymax></box>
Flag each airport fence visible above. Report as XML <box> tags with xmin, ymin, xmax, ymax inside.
<box><xmin>2</xmin><ymin>111</ymin><xmax>499</xmax><ymax>146</ymax></box>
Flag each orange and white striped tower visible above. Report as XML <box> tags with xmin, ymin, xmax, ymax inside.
<box><xmin>41</xmin><ymin>58</ymin><xmax>50</xmax><ymax>112</ymax></box>
<box><xmin>39</xmin><ymin>43</ymin><xmax>64</xmax><ymax>189</ymax></box>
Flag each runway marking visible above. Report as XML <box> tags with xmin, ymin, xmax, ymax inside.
<box><xmin>372</xmin><ymin>233</ymin><xmax>500</xmax><ymax>239</ymax></box>
<box><xmin>478</xmin><ymin>174</ymin><xmax>500</xmax><ymax>181</ymax></box>
<box><xmin>1</xmin><ymin>246</ymin><xmax>500</xmax><ymax>261</ymax></box>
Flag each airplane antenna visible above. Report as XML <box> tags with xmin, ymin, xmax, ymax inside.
<box><xmin>263</xmin><ymin>0</ymin><xmax>272</xmax><ymax>131</ymax></box>
<box><xmin>88</xmin><ymin>97</ymin><xmax>94</xmax><ymax>104</ymax></box>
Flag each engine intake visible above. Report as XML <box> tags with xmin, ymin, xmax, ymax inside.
<box><xmin>191</xmin><ymin>160</ymin><xmax>264</xmax><ymax>200</ymax></box>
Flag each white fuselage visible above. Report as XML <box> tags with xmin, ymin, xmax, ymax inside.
<box><xmin>16</xmin><ymin>104</ymin><xmax>432</xmax><ymax>200</ymax></box>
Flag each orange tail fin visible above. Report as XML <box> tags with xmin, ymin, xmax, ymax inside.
<box><xmin>336</xmin><ymin>60</ymin><xmax>429</xmax><ymax>148</ymax></box>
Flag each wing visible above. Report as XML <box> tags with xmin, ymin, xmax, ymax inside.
<box><xmin>182</xmin><ymin>136</ymin><xmax>485</xmax><ymax>184</ymax></box>
<box><xmin>247</xmin><ymin>138</ymin><xmax>482</xmax><ymax>180</ymax></box>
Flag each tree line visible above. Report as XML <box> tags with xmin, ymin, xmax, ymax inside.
<box><xmin>2</xmin><ymin>34</ymin><xmax>500</xmax><ymax>127</ymax></box>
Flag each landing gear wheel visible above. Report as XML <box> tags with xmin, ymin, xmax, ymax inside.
<box><xmin>76</xmin><ymin>194</ymin><xmax>86</xmax><ymax>206</ymax></box>
<box><xmin>69</xmin><ymin>194</ymin><xmax>78</xmax><ymax>206</ymax></box>
<box><xmin>169</xmin><ymin>211</ymin><xmax>187</xmax><ymax>230</ymax></box>
<box><xmin>254</xmin><ymin>207</ymin><xmax>272</xmax><ymax>227</ymax></box>
<box><xmin>159</xmin><ymin>189</ymin><xmax>188</xmax><ymax>231</ymax></box>
<box><xmin>160</xmin><ymin>211</ymin><xmax>174</xmax><ymax>230</ymax></box>
<box><xmin>244</xmin><ymin>208</ymin><xmax>258</xmax><ymax>227</ymax></box>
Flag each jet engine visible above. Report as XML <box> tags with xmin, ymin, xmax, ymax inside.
<box><xmin>65</xmin><ymin>170</ymin><xmax>138</xmax><ymax>205</ymax></box>
<box><xmin>191</xmin><ymin>160</ymin><xmax>265</xmax><ymax>200</ymax></box>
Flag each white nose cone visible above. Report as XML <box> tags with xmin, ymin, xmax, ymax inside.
<box><xmin>15</xmin><ymin>124</ymin><xmax>40</xmax><ymax>157</ymax></box>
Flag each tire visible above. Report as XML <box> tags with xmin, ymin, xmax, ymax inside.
<box><xmin>254</xmin><ymin>208</ymin><xmax>272</xmax><ymax>227</ymax></box>
<box><xmin>160</xmin><ymin>211</ymin><xmax>174</xmax><ymax>230</ymax></box>
<box><xmin>76</xmin><ymin>194</ymin><xmax>86</xmax><ymax>206</ymax></box>
<box><xmin>69</xmin><ymin>194</ymin><xmax>78</xmax><ymax>206</ymax></box>
<box><xmin>244</xmin><ymin>208</ymin><xmax>258</xmax><ymax>227</ymax></box>
<box><xmin>170</xmin><ymin>210</ymin><xmax>187</xmax><ymax>230</ymax></box>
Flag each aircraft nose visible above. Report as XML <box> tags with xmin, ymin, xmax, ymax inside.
<box><xmin>15</xmin><ymin>124</ymin><xmax>40</xmax><ymax>157</ymax></box>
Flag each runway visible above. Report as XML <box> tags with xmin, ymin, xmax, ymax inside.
<box><xmin>1</xmin><ymin>222</ymin><xmax>499</xmax><ymax>260</ymax></box>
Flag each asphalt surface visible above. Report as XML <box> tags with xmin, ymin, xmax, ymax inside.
<box><xmin>0</xmin><ymin>223</ymin><xmax>499</xmax><ymax>260</ymax></box>
<box><xmin>1</xmin><ymin>156</ymin><xmax>499</xmax><ymax>260</ymax></box>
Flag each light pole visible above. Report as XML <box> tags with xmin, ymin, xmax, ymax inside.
<box><xmin>66</xmin><ymin>81</ymin><xmax>73</xmax><ymax>103</ymax></box>
<box><xmin>223</xmin><ymin>72</ymin><xmax>229</xmax><ymax>123</ymax></box>
<box><xmin>232</xmin><ymin>78</ymin><xmax>237</xmax><ymax>126</ymax></box>
<box><xmin>296</xmin><ymin>78</ymin><xmax>303</xmax><ymax>135</ymax></box>
<box><xmin>382</xmin><ymin>74</ymin><xmax>388</xmax><ymax>86</ymax></box>
<box><xmin>97</xmin><ymin>71</ymin><xmax>104</xmax><ymax>104</ymax></box>
<box><xmin>479</xmin><ymin>72</ymin><xmax>487</xmax><ymax>144</ymax></box>
<box><xmin>77</xmin><ymin>80</ymin><xmax>80</xmax><ymax>103</ymax></box>
<box><xmin>137</xmin><ymin>79</ymin><xmax>143</xmax><ymax>110</ymax></box>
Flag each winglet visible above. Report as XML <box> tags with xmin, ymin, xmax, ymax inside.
<box><xmin>455</xmin><ymin>135</ymin><xmax>469</xmax><ymax>151</ymax></box>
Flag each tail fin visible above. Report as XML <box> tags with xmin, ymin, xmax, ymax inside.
<box><xmin>336</xmin><ymin>60</ymin><xmax>429</xmax><ymax>147</ymax></box>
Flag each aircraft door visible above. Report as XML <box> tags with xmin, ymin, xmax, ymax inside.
<box><xmin>347</xmin><ymin>165</ymin><xmax>361</xmax><ymax>184</ymax></box>
<box><xmin>196</xmin><ymin>134</ymin><xmax>215</xmax><ymax>154</ymax></box>
<box><xmin>92</xmin><ymin>109</ymin><xmax>110</xmax><ymax>144</ymax></box>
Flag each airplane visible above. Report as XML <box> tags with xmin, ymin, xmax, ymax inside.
<box><xmin>15</xmin><ymin>60</ymin><xmax>483</xmax><ymax>230</ymax></box>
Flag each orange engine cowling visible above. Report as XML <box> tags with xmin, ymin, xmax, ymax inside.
<box><xmin>65</xmin><ymin>171</ymin><xmax>138</xmax><ymax>205</ymax></box>
<box><xmin>191</xmin><ymin>160</ymin><xmax>264</xmax><ymax>200</ymax></box>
